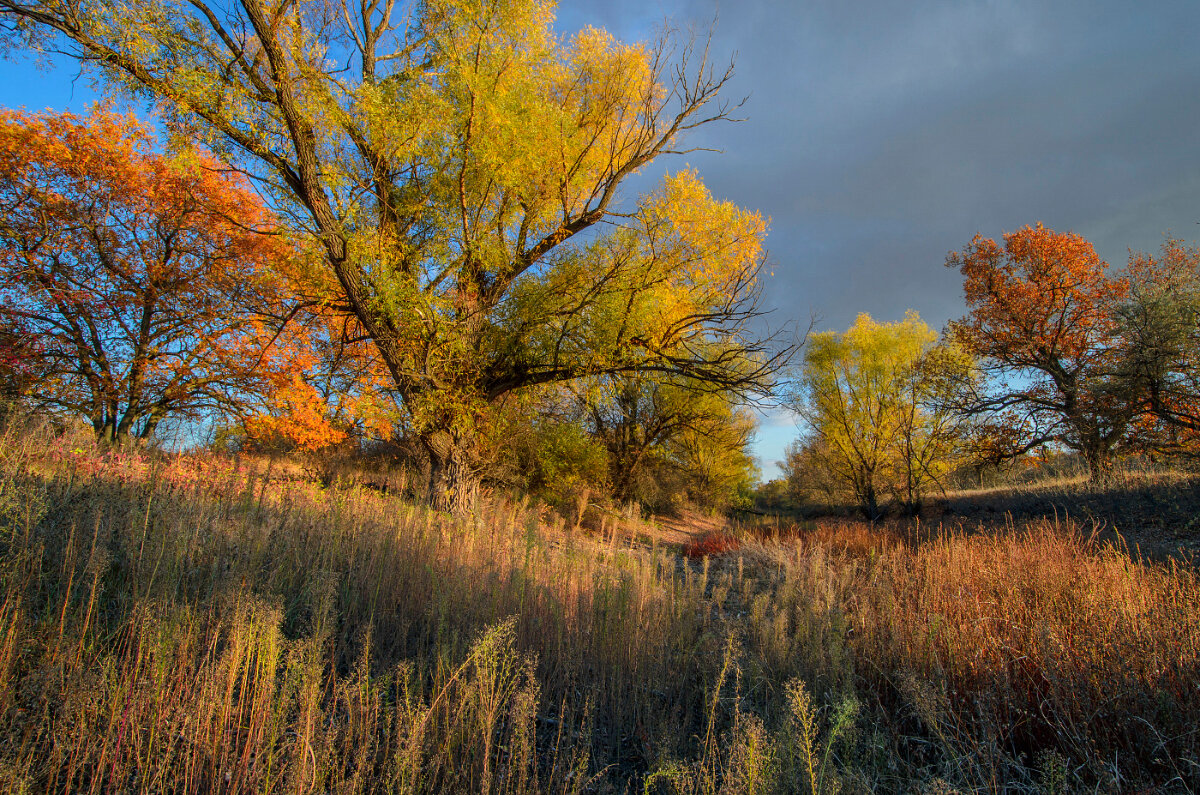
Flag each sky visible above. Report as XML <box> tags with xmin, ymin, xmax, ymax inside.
<box><xmin>4</xmin><ymin>0</ymin><xmax>1200</xmax><ymax>479</ymax></box>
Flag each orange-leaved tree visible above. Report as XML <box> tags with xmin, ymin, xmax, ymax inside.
<box><xmin>946</xmin><ymin>223</ymin><xmax>1136</xmax><ymax>476</ymax></box>
<box><xmin>0</xmin><ymin>107</ymin><xmax>301</xmax><ymax>442</ymax></box>
<box><xmin>243</xmin><ymin>307</ymin><xmax>397</xmax><ymax>453</ymax></box>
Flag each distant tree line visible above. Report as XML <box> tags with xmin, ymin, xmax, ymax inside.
<box><xmin>777</xmin><ymin>224</ymin><xmax>1200</xmax><ymax>518</ymax></box>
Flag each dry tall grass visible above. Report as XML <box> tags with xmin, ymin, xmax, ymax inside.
<box><xmin>745</xmin><ymin>521</ymin><xmax>1200</xmax><ymax>790</ymax></box>
<box><xmin>1</xmin><ymin>420</ymin><xmax>1197</xmax><ymax>793</ymax></box>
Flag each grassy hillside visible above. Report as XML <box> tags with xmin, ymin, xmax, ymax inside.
<box><xmin>1</xmin><ymin>422</ymin><xmax>1197</xmax><ymax>793</ymax></box>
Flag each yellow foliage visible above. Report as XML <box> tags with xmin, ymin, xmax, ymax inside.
<box><xmin>798</xmin><ymin>312</ymin><xmax>973</xmax><ymax>515</ymax></box>
<box><xmin>6</xmin><ymin>0</ymin><xmax>779</xmax><ymax>506</ymax></box>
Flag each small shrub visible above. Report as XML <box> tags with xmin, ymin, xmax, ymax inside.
<box><xmin>683</xmin><ymin>532</ymin><xmax>743</xmax><ymax>559</ymax></box>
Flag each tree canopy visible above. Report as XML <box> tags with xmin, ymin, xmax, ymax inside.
<box><xmin>946</xmin><ymin>223</ymin><xmax>1135</xmax><ymax>475</ymax></box>
<box><xmin>0</xmin><ymin>0</ymin><xmax>786</xmax><ymax>507</ymax></box>
<box><xmin>1117</xmin><ymin>238</ymin><xmax>1200</xmax><ymax>448</ymax></box>
<box><xmin>792</xmin><ymin>311</ymin><xmax>970</xmax><ymax>518</ymax></box>
<box><xmin>575</xmin><ymin>373</ymin><xmax>757</xmax><ymax>509</ymax></box>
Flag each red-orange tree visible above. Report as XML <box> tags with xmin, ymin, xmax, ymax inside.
<box><xmin>0</xmin><ymin>107</ymin><xmax>298</xmax><ymax>442</ymax></box>
<box><xmin>243</xmin><ymin>307</ymin><xmax>397</xmax><ymax>453</ymax></box>
<box><xmin>947</xmin><ymin>223</ymin><xmax>1135</xmax><ymax>475</ymax></box>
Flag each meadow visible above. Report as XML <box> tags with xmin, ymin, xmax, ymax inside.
<box><xmin>1</xmin><ymin>420</ymin><xmax>1197</xmax><ymax>794</ymax></box>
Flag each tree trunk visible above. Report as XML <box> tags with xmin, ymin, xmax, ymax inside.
<box><xmin>857</xmin><ymin>480</ymin><xmax>881</xmax><ymax>521</ymax></box>
<box><xmin>139</xmin><ymin>414</ymin><xmax>163</xmax><ymax>440</ymax></box>
<box><xmin>95</xmin><ymin>414</ymin><xmax>119</xmax><ymax>444</ymax></box>
<box><xmin>1081</xmin><ymin>443</ymin><xmax>1114</xmax><ymax>481</ymax></box>
<box><xmin>423</xmin><ymin>429</ymin><xmax>478</xmax><ymax>514</ymax></box>
<box><xmin>608</xmin><ymin>445</ymin><xmax>645</xmax><ymax>505</ymax></box>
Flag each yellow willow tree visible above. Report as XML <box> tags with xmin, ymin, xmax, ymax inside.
<box><xmin>0</xmin><ymin>0</ymin><xmax>782</xmax><ymax>507</ymax></box>
<box><xmin>793</xmin><ymin>312</ymin><xmax>971</xmax><ymax>518</ymax></box>
<box><xmin>566</xmin><ymin>372</ymin><xmax>757</xmax><ymax>508</ymax></box>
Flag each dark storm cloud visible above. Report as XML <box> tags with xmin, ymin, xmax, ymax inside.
<box><xmin>561</xmin><ymin>0</ymin><xmax>1200</xmax><ymax>330</ymax></box>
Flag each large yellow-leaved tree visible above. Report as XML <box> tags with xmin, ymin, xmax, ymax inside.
<box><xmin>0</xmin><ymin>0</ymin><xmax>783</xmax><ymax>507</ymax></box>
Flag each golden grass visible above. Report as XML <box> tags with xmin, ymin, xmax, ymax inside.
<box><xmin>1</xmin><ymin>421</ymin><xmax>1198</xmax><ymax>792</ymax></box>
<box><xmin>778</xmin><ymin>520</ymin><xmax>1200</xmax><ymax>789</ymax></box>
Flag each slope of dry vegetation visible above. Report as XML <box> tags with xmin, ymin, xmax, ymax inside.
<box><xmin>1</xmin><ymin>421</ymin><xmax>1198</xmax><ymax>793</ymax></box>
<box><xmin>938</xmin><ymin>466</ymin><xmax>1200</xmax><ymax>560</ymax></box>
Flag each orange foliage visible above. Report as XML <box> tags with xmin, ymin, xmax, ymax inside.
<box><xmin>949</xmin><ymin>223</ymin><xmax>1126</xmax><ymax>366</ymax></box>
<box><xmin>947</xmin><ymin>224</ymin><xmax>1135</xmax><ymax>473</ymax></box>
<box><xmin>682</xmin><ymin>531</ymin><xmax>742</xmax><ymax>559</ymax></box>
<box><xmin>242</xmin><ymin>308</ymin><xmax>397</xmax><ymax>452</ymax></box>
<box><xmin>244</xmin><ymin>373</ymin><xmax>347</xmax><ymax>452</ymax></box>
<box><xmin>0</xmin><ymin>106</ymin><xmax>301</xmax><ymax>440</ymax></box>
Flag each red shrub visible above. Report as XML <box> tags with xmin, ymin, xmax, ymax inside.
<box><xmin>683</xmin><ymin>532</ymin><xmax>742</xmax><ymax>559</ymax></box>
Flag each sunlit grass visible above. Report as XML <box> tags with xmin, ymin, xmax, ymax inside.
<box><xmin>1</xmin><ymin>420</ymin><xmax>1197</xmax><ymax>792</ymax></box>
